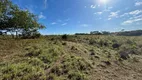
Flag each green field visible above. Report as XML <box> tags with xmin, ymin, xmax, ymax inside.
<box><xmin>0</xmin><ymin>35</ymin><xmax>142</xmax><ymax>80</ymax></box>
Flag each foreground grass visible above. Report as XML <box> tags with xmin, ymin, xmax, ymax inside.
<box><xmin>0</xmin><ymin>35</ymin><xmax>142</xmax><ymax>80</ymax></box>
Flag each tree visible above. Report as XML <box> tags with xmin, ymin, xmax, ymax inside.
<box><xmin>0</xmin><ymin>0</ymin><xmax>45</xmax><ymax>38</ymax></box>
<box><xmin>90</xmin><ymin>31</ymin><xmax>102</xmax><ymax>35</ymax></box>
<box><xmin>0</xmin><ymin>0</ymin><xmax>12</xmax><ymax>31</ymax></box>
<box><xmin>101</xmin><ymin>31</ymin><xmax>110</xmax><ymax>35</ymax></box>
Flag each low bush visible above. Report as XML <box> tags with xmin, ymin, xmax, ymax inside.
<box><xmin>68</xmin><ymin>71</ymin><xmax>88</xmax><ymax>80</ymax></box>
<box><xmin>62</xmin><ymin>42</ymin><xmax>67</xmax><ymax>45</ymax></box>
<box><xmin>62</xmin><ymin>34</ymin><xmax>68</xmax><ymax>40</ymax></box>
<box><xmin>26</xmin><ymin>49</ymin><xmax>42</xmax><ymax>57</ymax></box>
<box><xmin>89</xmin><ymin>39</ymin><xmax>96</xmax><ymax>45</ymax></box>
<box><xmin>90</xmin><ymin>49</ymin><xmax>95</xmax><ymax>55</ymax></box>
<box><xmin>1</xmin><ymin>63</ymin><xmax>46</xmax><ymax>80</ymax></box>
<box><xmin>112</xmin><ymin>43</ymin><xmax>121</xmax><ymax>49</ymax></box>
<box><xmin>119</xmin><ymin>50</ymin><xmax>130</xmax><ymax>60</ymax></box>
<box><xmin>28</xmin><ymin>58</ymin><xmax>47</xmax><ymax>68</ymax></box>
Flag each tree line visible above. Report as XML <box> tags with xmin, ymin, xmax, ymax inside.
<box><xmin>75</xmin><ymin>30</ymin><xmax>142</xmax><ymax>36</ymax></box>
<box><xmin>0</xmin><ymin>0</ymin><xmax>45</xmax><ymax>38</ymax></box>
<box><xmin>75</xmin><ymin>31</ymin><xmax>111</xmax><ymax>35</ymax></box>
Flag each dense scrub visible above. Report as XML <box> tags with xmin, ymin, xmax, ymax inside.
<box><xmin>0</xmin><ymin>35</ymin><xmax>142</xmax><ymax>80</ymax></box>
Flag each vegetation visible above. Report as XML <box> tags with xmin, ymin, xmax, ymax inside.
<box><xmin>1</xmin><ymin>35</ymin><xmax>142</xmax><ymax>80</ymax></box>
<box><xmin>0</xmin><ymin>0</ymin><xmax>45</xmax><ymax>38</ymax></box>
<box><xmin>76</xmin><ymin>30</ymin><xmax>142</xmax><ymax>36</ymax></box>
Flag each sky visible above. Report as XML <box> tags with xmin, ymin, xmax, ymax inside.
<box><xmin>11</xmin><ymin>0</ymin><xmax>142</xmax><ymax>35</ymax></box>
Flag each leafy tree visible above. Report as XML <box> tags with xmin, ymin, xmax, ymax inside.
<box><xmin>0</xmin><ymin>0</ymin><xmax>12</xmax><ymax>31</ymax></box>
<box><xmin>0</xmin><ymin>0</ymin><xmax>45</xmax><ymax>38</ymax></box>
<box><xmin>101</xmin><ymin>31</ymin><xmax>110</xmax><ymax>35</ymax></box>
<box><xmin>90</xmin><ymin>31</ymin><xmax>102</xmax><ymax>35</ymax></box>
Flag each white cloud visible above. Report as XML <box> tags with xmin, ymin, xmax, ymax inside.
<box><xmin>62</xmin><ymin>23</ymin><xmax>67</xmax><ymax>26</ymax></box>
<box><xmin>109</xmin><ymin>11</ymin><xmax>119</xmax><ymax>18</ymax></box>
<box><xmin>135</xmin><ymin>2</ymin><xmax>142</xmax><ymax>6</ymax></box>
<box><xmin>90</xmin><ymin>5</ymin><xmax>96</xmax><ymax>9</ymax></box>
<box><xmin>108</xmin><ymin>11</ymin><xmax>120</xmax><ymax>20</ymax></box>
<box><xmin>131</xmin><ymin>15</ymin><xmax>142</xmax><ymax>19</ymax></box>
<box><xmin>120</xmin><ymin>10</ymin><xmax>142</xmax><ymax>17</ymax></box>
<box><xmin>129</xmin><ymin>10</ymin><xmax>142</xmax><ymax>15</ymax></box>
<box><xmin>51</xmin><ymin>22</ymin><xmax>57</xmax><ymax>25</ymax></box>
<box><xmin>122</xmin><ymin>18</ymin><xmax>142</xmax><ymax>25</ymax></box>
<box><xmin>94</xmin><ymin>12</ymin><xmax>102</xmax><ymax>15</ymax></box>
<box><xmin>120</xmin><ymin>13</ymin><xmax>129</xmax><ymax>17</ymax></box>
<box><xmin>39</xmin><ymin>12</ymin><xmax>46</xmax><ymax>19</ymax></box>
<box><xmin>122</xmin><ymin>14</ymin><xmax>142</xmax><ymax>25</ymax></box>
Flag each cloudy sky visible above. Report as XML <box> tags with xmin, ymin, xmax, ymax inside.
<box><xmin>11</xmin><ymin>0</ymin><xmax>142</xmax><ymax>34</ymax></box>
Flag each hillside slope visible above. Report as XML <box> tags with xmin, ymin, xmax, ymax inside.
<box><xmin>0</xmin><ymin>35</ymin><xmax>142</xmax><ymax>80</ymax></box>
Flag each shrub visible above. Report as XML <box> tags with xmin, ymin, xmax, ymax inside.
<box><xmin>89</xmin><ymin>39</ymin><xmax>96</xmax><ymax>45</ymax></box>
<box><xmin>51</xmin><ymin>66</ymin><xmax>62</xmax><ymax>76</ymax></box>
<box><xmin>90</xmin><ymin>49</ymin><xmax>95</xmax><ymax>55</ymax></box>
<box><xmin>71</xmin><ymin>46</ymin><xmax>78</xmax><ymax>50</ymax></box>
<box><xmin>112</xmin><ymin>43</ymin><xmax>120</xmax><ymax>48</ymax></box>
<box><xmin>101</xmin><ymin>61</ymin><xmax>111</xmax><ymax>66</ymax></box>
<box><xmin>98</xmin><ymin>40</ymin><xmax>109</xmax><ymax>47</ymax></box>
<box><xmin>63</xmin><ymin>56</ymin><xmax>92</xmax><ymax>72</ymax></box>
<box><xmin>38</xmin><ymin>48</ymin><xmax>60</xmax><ymax>64</ymax></box>
<box><xmin>1</xmin><ymin>63</ymin><xmax>46</xmax><ymax>80</ymax></box>
<box><xmin>132</xmin><ymin>57</ymin><xmax>139</xmax><ymax>62</ymax></box>
<box><xmin>62</xmin><ymin>42</ymin><xmax>67</xmax><ymax>45</ymax></box>
<box><xmin>119</xmin><ymin>50</ymin><xmax>130</xmax><ymax>60</ymax></box>
<box><xmin>68</xmin><ymin>72</ymin><xmax>88</xmax><ymax>80</ymax></box>
<box><xmin>119</xmin><ymin>47</ymin><xmax>139</xmax><ymax>60</ymax></box>
<box><xmin>38</xmin><ymin>55</ymin><xmax>51</xmax><ymax>64</ymax></box>
<box><xmin>21</xmin><ymin>30</ymin><xmax>41</xmax><ymax>39</ymax></box>
<box><xmin>25</xmin><ymin>49</ymin><xmax>42</xmax><ymax>57</ymax></box>
<box><xmin>126</xmin><ymin>39</ymin><xmax>134</xmax><ymax>45</ymax></box>
<box><xmin>47</xmin><ymin>74</ymin><xmax>57</xmax><ymax>80</ymax></box>
<box><xmin>62</xmin><ymin>34</ymin><xmax>68</xmax><ymax>40</ymax></box>
<box><xmin>28</xmin><ymin>58</ymin><xmax>47</xmax><ymax>68</ymax></box>
<box><xmin>32</xmin><ymin>32</ymin><xmax>41</xmax><ymax>39</ymax></box>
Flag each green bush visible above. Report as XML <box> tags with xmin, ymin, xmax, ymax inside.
<box><xmin>32</xmin><ymin>32</ymin><xmax>41</xmax><ymax>39</ymax></box>
<box><xmin>89</xmin><ymin>39</ymin><xmax>96</xmax><ymax>45</ymax></box>
<box><xmin>68</xmin><ymin>71</ymin><xmax>88</xmax><ymax>80</ymax></box>
<box><xmin>62</xmin><ymin>34</ymin><xmax>68</xmax><ymax>40</ymax></box>
<box><xmin>1</xmin><ymin>63</ymin><xmax>46</xmax><ymax>80</ymax></box>
<box><xmin>26</xmin><ymin>49</ymin><xmax>42</xmax><ymax>57</ymax></box>
<box><xmin>21</xmin><ymin>30</ymin><xmax>41</xmax><ymax>39</ymax></box>
<box><xmin>112</xmin><ymin>43</ymin><xmax>120</xmax><ymax>49</ymax></box>
<box><xmin>28</xmin><ymin>58</ymin><xmax>47</xmax><ymax>68</ymax></box>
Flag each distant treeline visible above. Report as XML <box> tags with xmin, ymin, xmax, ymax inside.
<box><xmin>114</xmin><ymin>30</ymin><xmax>142</xmax><ymax>36</ymax></box>
<box><xmin>75</xmin><ymin>30</ymin><xmax>142</xmax><ymax>36</ymax></box>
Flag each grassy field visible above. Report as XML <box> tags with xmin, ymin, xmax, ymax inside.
<box><xmin>0</xmin><ymin>35</ymin><xmax>142</xmax><ymax>80</ymax></box>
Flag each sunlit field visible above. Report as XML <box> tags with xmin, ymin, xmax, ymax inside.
<box><xmin>0</xmin><ymin>0</ymin><xmax>142</xmax><ymax>80</ymax></box>
<box><xmin>0</xmin><ymin>35</ymin><xmax>142</xmax><ymax>80</ymax></box>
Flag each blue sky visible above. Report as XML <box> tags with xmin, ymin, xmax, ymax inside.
<box><xmin>11</xmin><ymin>0</ymin><xmax>142</xmax><ymax>35</ymax></box>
